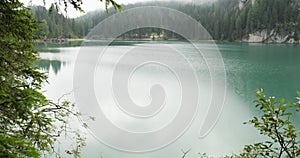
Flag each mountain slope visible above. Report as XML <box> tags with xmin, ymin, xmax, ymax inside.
<box><xmin>31</xmin><ymin>0</ymin><xmax>300</xmax><ymax>43</ymax></box>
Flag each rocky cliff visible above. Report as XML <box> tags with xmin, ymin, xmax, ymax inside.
<box><xmin>244</xmin><ymin>30</ymin><xmax>300</xmax><ymax>44</ymax></box>
<box><xmin>238</xmin><ymin>0</ymin><xmax>300</xmax><ymax>44</ymax></box>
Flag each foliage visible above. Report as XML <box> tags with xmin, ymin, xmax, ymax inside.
<box><xmin>181</xmin><ymin>0</ymin><xmax>300</xmax><ymax>41</ymax></box>
<box><xmin>31</xmin><ymin>6</ymin><xmax>83</xmax><ymax>38</ymax></box>
<box><xmin>43</xmin><ymin>0</ymin><xmax>122</xmax><ymax>13</ymax></box>
<box><xmin>100</xmin><ymin>0</ymin><xmax>122</xmax><ymax>13</ymax></box>
<box><xmin>226</xmin><ymin>89</ymin><xmax>300</xmax><ymax>158</ymax></box>
<box><xmin>31</xmin><ymin>0</ymin><xmax>300</xmax><ymax>41</ymax></box>
<box><xmin>30</xmin><ymin>0</ymin><xmax>123</xmax><ymax>38</ymax></box>
<box><xmin>0</xmin><ymin>0</ymin><xmax>46</xmax><ymax>156</ymax></box>
<box><xmin>0</xmin><ymin>0</ymin><xmax>119</xmax><ymax>157</ymax></box>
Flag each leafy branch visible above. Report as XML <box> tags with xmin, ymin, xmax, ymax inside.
<box><xmin>227</xmin><ymin>89</ymin><xmax>300</xmax><ymax>158</ymax></box>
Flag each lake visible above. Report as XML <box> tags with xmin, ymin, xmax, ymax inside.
<box><xmin>36</xmin><ymin>41</ymin><xmax>300</xmax><ymax>157</ymax></box>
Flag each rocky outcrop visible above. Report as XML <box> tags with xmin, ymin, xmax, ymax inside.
<box><xmin>239</xmin><ymin>0</ymin><xmax>256</xmax><ymax>10</ymax></box>
<box><xmin>237</xmin><ymin>0</ymin><xmax>299</xmax><ymax>44</ymax></box>
<box><xmin>243</xmin><ymin>29</ymin><xmax>300</xmax><ymax>44</ymax></box>
<box><xmin>247</xmin><ymin>30</ymin><xmax>268</xmax><ymax>43</ymax></box>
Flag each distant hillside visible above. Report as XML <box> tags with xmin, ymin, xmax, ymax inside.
<box><xmin>31</xmin><ymin>0</ymin><xmax>300</xmax><ymax>43</ymax></box>
<box><xmin>30</xmin><ymin>5</ymin><xmax>84</xmax><ymax>38</ymax></box>
<box><xmin>191</xmin><ymin>0</ymin><xmax>300</xmax><ymax>43</ymax></box>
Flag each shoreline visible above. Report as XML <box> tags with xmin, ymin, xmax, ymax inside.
<box><xmin>36</xmin><ymin>38</ymin><xmax>300</xmax><ymax>45</ymax></box>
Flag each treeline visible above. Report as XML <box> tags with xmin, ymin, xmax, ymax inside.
<box><xmin>185</xmin><ymin>0</ymin><xmax>300</xmax><ymax>41</ymax></box>
<box><xmin>31</xmin><ymin>0</ymin><xmax>300</xmax><ymax>41</ymax></box>
<box><xmin>30</xmin><ymin>5</ymin><xmax>85</xmax><ymax>38</ymax></box>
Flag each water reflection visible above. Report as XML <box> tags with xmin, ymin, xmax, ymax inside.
<box><xmin>36</xmin><ymin>59</ymin><xmax>66</xmax><ymax>74</ymax></box>
<box><xmin>220</xmin><ymin>43</ymin><xmax>300</xmax><ymax>102</ymax></box>
<box><xmin>220</xmin><ymin>43</ymin><xmax>300</xmax><ymax>125</ymax></box>
<box><xmin>35</xmin><ymin>41</ymin><xmax>300</xmax><ymax>157</ymax></box>
<box><xmin>35</xmin><ymin>40</ymin><xmax>147</xmax><ymax>50</ymax></box>
<box><xmin>36</xmin><ymin>40</ymin><xmax>83</xmax><ymax>48</ymax></box>
<box><xmin>35</xmin><ymin>40</ymin><xmax>84</xmax><ymax>53</ymax></box>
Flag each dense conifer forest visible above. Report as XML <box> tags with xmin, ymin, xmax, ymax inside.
<box><xmin>31</xmin><ymin>0</ymin><xmax>300</xmax><ymax>41</ymax></box>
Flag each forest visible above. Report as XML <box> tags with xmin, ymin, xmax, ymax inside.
<box><xmin>1</xmin><ymin>0</ymin><xmax>300</xmax><ymax>157</ymax></box>
<box><xmin>31</xmin><ymin>0</ymin><xmax>300</xmax><ymax>42</ymax></box>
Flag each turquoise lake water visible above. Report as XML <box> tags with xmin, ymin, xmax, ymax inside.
<box><xmin>37</xmin><ymin>41</ymin><xmax>300</xmax><ymax>157</ymax></box>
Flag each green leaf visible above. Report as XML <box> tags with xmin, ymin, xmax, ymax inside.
<box><xmin>279</xmin><ymin>98</ymin><xmax>285</xmax><ymax>104</ymax></box>
<box><xmin>269</xmin><ymin>97</ymin><xmax>275</xmax><ymax>103</ymax></box>
<box><xmin>297</xmin><ymin>91</ymin><xmax>300</xmax><ymax>97</ymax></box>
<box><xmin>281</xmin><ymin>105</ymin><xmax>287</xmax><ymax>112</ymax></box>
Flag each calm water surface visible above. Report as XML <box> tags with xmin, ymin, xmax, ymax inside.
<box><xmin>37</xmin><ymin>41</ymin><xmax>300</xmax><ymax>157</ymax></box>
